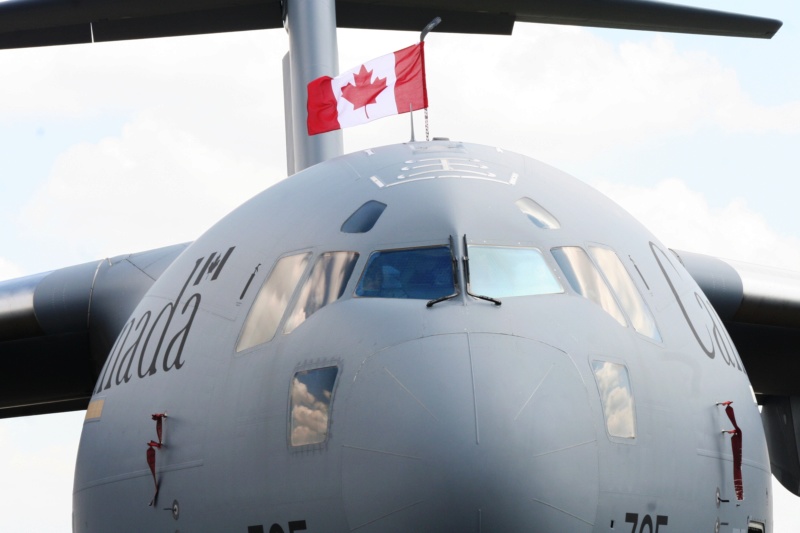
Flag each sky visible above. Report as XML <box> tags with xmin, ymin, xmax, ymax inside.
<box><xmin>1</xmin><ymin>0</ymin><xmax>799</xmax><ymax>530</ymax></box>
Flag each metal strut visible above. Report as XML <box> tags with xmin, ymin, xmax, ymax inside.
<box><xmin>283</xmin><ymin>0</ymin><xmax>343</xmax><ymax>174</ymax></box>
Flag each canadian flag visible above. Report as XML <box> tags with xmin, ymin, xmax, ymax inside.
<box><xmin>307</xmin><ymin>43</ymin><xmax>427</xmax><ymax>135</ymax></box>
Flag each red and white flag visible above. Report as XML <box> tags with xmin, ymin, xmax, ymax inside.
<box><xmin>307</xmin><ymin>43</ymin><xmax>427</xmax><ymax>135</ymax></box>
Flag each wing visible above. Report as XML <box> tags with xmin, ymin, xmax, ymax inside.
<box><xmin>0</xmin><ymin>243</ymin><xmax>187</xmax><ymax>418</ymax></box>
<box><xmin>676</xmin><ymin>249</ymin><xmax>800</xmax><ymax>496</ymax></box>
<box><xmin>0</xmin><ymin>0</ymin><xmax>782</xmax><ymax>50</ymax></box>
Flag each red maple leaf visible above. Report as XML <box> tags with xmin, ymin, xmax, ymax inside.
<box><xmin>341</xmin><ymin>65</ymin><xmax>387</xmax><ymax>118</ymax></box>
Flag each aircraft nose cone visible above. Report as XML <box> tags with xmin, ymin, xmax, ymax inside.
<box><xmin>341</xmin><ymin>333</ymin><xmax>599</xmax><ymax>532</ymax></box>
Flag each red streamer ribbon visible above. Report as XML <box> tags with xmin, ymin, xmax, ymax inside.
<box><xmin>147</xmin><ymin>413</ymin><xmax>167</xmax><ymax>506</ymax></box>
<box><xmin>146</xmin><ymin>444</ymin><xmax>159</xmax><ymax>506</ymax></box>
<box><xmin>720</xmin><ymin>402</ymin><xmax>743</xmax><ymax>501</ymax></box>
<box><xmin>153</xmin><ymin>413</ymin><xmax>165</xmax><ymax>443</ymax></box>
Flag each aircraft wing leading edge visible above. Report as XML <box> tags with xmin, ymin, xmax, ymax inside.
<box><xmin>0</xmin><ymin>0</ymin><xmax>782</xmax><ymax>50</ymax></box>
<box><xmin>0</xmin><ymin>243</ymin><xmax>188</xmax><ymax>419</ymax></box>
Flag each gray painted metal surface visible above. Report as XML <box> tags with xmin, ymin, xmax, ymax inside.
<box><xmin>0</xmin><ymin>0</ymin><xmax>795</xmax><ymax>530</ymax></box>
<box><xmin>63</xmin><ymin>141</ymin><xmax>773</xmax><ymax>531</ymax></box>
<box><xmin>676</xmin><ymin>250</ymin><xmax>800</xmax><ymax>497</ymax></box>
<box><xmin>676</xmin><ymin>250</ymin><xmax>800</xmax><ymax>397</ymax></box>
<box><xmin>283</xmin><ymin>52</ymin><xmax>296</xmax><ymax>176</ymax></box>
<box><xmin>761</xmin><ymin>396</ymin><xmax>800</xmax><ymax>497</ymax></box>
<box><xmin>0</xmin><ymin>0</ymin><xmax>782</xmax><ymax>50</ymax></box>
<box><xmin>285</xmin><ymin>0</ymin><xmax>344</xmax><ymax>172</ymax></box>
<box><xmin>0</xmin><ymin>272</ymin><xmax>48</xmax><ymax>340</ymax></box>
<box><xmin>676</xmin><ymin>250</ymin><xmax>800</xmax><ymax>329</ymax></box>
<box><xmin>0</xmin><ymin>243</ymin><xmax>188</xmax><ymax>418</ymax></box>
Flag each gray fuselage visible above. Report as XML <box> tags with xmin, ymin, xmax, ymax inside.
<box><xmin>73</xmin><ymin>141</ymin><xmax>769</xmax><ymax>532</ymax></box>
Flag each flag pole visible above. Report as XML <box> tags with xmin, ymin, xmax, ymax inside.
<box><xmin>420</xmin><ymin>17</ymin><xmax>441</xmax><ymax>42</ymax></box>
<box><xmin>420</xmin><ymin>17</ymin><xmax>440</xmax><ymax>142</ymax></box>
<box><xmin>409</xmin><ymin>103</ymin><xmax>416</xmax><ymax>142</ymax></box>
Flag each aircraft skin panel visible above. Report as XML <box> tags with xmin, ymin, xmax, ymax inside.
<box><xmin>676</xmin><ymin>250</ymin><xmax>800</xmax><ymax>329</ymax></box>
<box><xmin>0</xmin><ymin>0</ymin><xmax>792</xmax><ymax>524</ymax></box>
<box><xmin>0</xmin><ymin>0</ymin><xmax>782</xmax><ymax>50</ymax></box>
<box><xmin>67</xmin><ymin>141</ymin><xmax>772</xmax><ymax>531</ymax></box>
<box><xmin>511</xmin><ymin>0</ymin><xmax>781</xmax><ymax>38</ymax></box>
<box><xmin>339</xmin><ymin>333</ymin><xmax>599</xmax><ymax>530</ymax></box>
<box><xmin>676</xmin><ymin>250</ymin><xmax>800</xmax><ymax>397</ymax></box>
<box><xmin>0</xmin><ymin>271</ymin><xmax>48</xmax><ymax>340</ymax></box>
<box><xmin>0</xmin><ymin>243</ymin><xmax>188</xmax><ymax>418</ymax></box>
<box><xmin>677</xmin><ymin>250</ymin><xmax>800</xmax><ymax>498</ymax></box>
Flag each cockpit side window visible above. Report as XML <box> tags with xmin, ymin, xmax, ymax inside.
<box><xmin>290</xmin><ymin>366</ymin><xmax>339</xmax><ymax>446</ymax></box>
<box><xmin>467</xmin><ymin>245</ymin><xmax>563</xmax><ymax>298</ymax></box>
<box><xmin>341</xmin><ymin>200</ymin><xmax>387</xmax><ymax>233</ymax></box>
<box><xmin>592</xmin><ymin>360</ymin><xmax>636</xmax><ymax>440</ymax></box>
<box><xmin>515</xmin><ymin>197</ymin><xmax>560</xmax><ymax>229</ymax></box>
<box><xmin>551</xmin><ymin>246</ymin><xmax>627</xmax><ymax>326</ymax></box>
<box><xmin>236</xmin><ymin>252</ymin><xmax>310</xmax><ymax>352</ymax></box>
<box><xmin>355</xmin><ymin>246</ymin><xmax>454</xmax><ymax>300</ymax></box>
<box><xmin>284</xmin><ymin>252</ymin><xmax>359</xmax><ymax>334</ymax></box>
<box><xmin>589</xmin><ymin>246</ymin><xmax>661</xmax><ymax>342</ymax></box>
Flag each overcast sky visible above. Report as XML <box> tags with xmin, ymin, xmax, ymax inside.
<box><xmin>1</xmin><ymin>0</ymin><xmax>799</xmax><ymax>531</ymax></box>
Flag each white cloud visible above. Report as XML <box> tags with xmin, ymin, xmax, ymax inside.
<box><xmin>16</xmin><ymin>110</ymin><xmax>280</xmax><ymax>263</ymax></box>
<box><xmin>774</xmin><ymin>478</ymin><xmax>800</xmax><ymax>533</ymax></box>
<box><xmin>595</xmin><ymin>178</ymin><xmax>800</xmax><ymax>270</ymax></box>
<box><xmin>0</xmin><ymin>412</ymin><xmax>84</xmax><ymax>533</ymax></box>
<box><xmin>290</xmin><ymin>377</ymin><xmax>331</xmax><ymax>446</ymax></box>
<box><xmin>379</xmin><ymin>25</ymin><xmax>800</xmax><ymax>162</ymax></box>
<box><xmin>0</xmin><ymin>257</ymin><xmax>24</xmax><ymax>279</ymax></box>
<box><xmin>3</xmin><ymin>32</ymin><xmax>289</xmax><ymax>268</ymax></box>
<box><xmin>0</xmin><ymin>32</ymin><xmax>281</xmax><ymax>121</ymax></box>
<box><xmin>8</xmin><ymin>25</ymin><xmax>800</xmax><ymax>270</ymax></box>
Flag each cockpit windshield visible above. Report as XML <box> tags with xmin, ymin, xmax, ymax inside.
<box><xmin>467</xmin><ymin>245</ymin><xmax>563</xmax><ymax>298</ymax></box>
<box><xmin>355</xmin><ymin>246</ymin><xmax>455</xmax><ymax>300</ymax></box>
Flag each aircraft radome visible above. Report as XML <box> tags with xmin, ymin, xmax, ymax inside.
<box><xmin>4</xmin><ymin>1</ymin><xmax>796</xmax><ymax>531</ymax></box>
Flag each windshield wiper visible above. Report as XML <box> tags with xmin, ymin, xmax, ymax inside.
<box><xmin>427</xmin><ymin>235</ymin><xmax>461</xmax><ymax>307</ymax></box>
<box><xmin>462</xmin><ymin>235</ymin><xmax>501</xmax><ymax>306</ymax></box>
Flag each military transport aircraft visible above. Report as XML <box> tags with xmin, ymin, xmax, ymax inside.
<box><xmin>2</xmin><ymin>0</ymin><xmax>800</xmax><ymax>532</ymax></box>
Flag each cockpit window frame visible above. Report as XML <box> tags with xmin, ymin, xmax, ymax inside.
<box><xmin>341</xmin><ymin>200</ymin><xmax>387</xmax><ymax>234</ymax></box>
<box><xmin>515</xmin><ymin>197</ymin><xmax>561</xmax><ymax>230</ymax></box>
<box><xmin>587</xmin><ymin>244</ymin><xmax>662</xmax><ymax>343</ymax></box>
<box><xmin>464</xmin><ymin>238</ymin><xmax>564</xmax><ymax>301</ymax></box>
<box><xmin>590</xmin><ymin>358</ymin><xmax>638</xmax><ymax>444</ymax></box>
<box><xmin>283</xmin><ymin>251</ymin><xmax>360</xmax><ymax>334</ymax></box>
<box><xmin>353</xmin><ymin>243</ymin><xmax>457</xmax><ymax>301</ymax></box>
<box><xmin>551</xmin><ymin>245</ymin><xmax>628</xmax><ymax>327</ymax></box>
<box><xmin>288</xmin><ymin>363</ymin><xmax>341</xmax><ymax>450</ymax></box>
<box><xmin>236</xmin><ymin>250</ymin><xmax>312</xmax><ymax>353</ymax></box>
